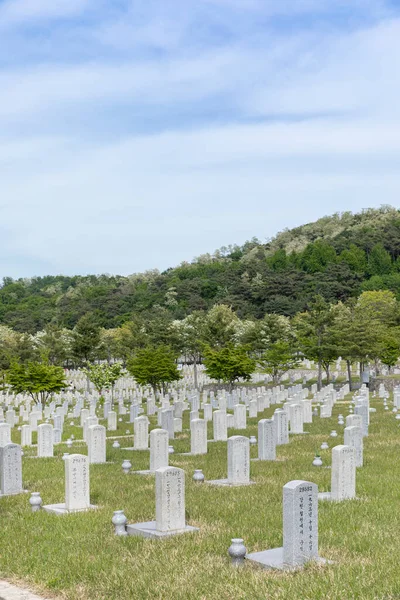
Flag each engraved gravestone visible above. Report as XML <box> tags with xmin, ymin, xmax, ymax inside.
<box><xmin>246</xmin><ymin>480</ymin><xmax>322</xmax><ymax>570</ymax></box>
<box><xmin>213</xmin><ymin>410</ymin><xmax>227</xmax><ymax>441</ymax></box>
<box><xmin>65</xmin><ymin>454</ymin><xmax>90</xmax><ymax>511</ymax></box>
<box><xmin>0</xmin><ymin>422</ymin><xmax>11</xmax><ymax>447</ymax></box>
<box><xmin>87</xmin><ymin>425</ymin><xmax>106</xmax><ymax>464</ymax></box>
<box><xmin>344</xmin><ymin>426</ymin><xmax>363</xmax><ymax>467</ymax></box>
<box><xmin>258</xmin><ymin>419</ymin><xmax>276</xmax><ymax>461</ymax></box>
<box><xmin>37</xmin><ymin>423</ymin><xmax>54</xmax><ymax>457</ymax></box>
<box><xmin>228</xmin><ymin>436</ymin><xmax>250</xmax><ymax>485</ymax></box>
<box><xmin>134</xmin><ymin>416</ymin><xmax>149</xmax><ymax>450</ymax></box>
<box><xmin>190</xmin><ymin>419</ymin><xmax>207</xmax><ymax>455</ymax></box>
<box><xmin>0</xmin><ymin>443</ymin><xmax>23</xmax><ymax>496</ymax></box>
<box><xmin>150</xmin><ymin>429</ymin><xmax>169</xmax><ymax>472</ymax></box>
<box><xmin>274</xmin><ymin>409</ymin><xmax>289</xmax><ymax>445</ymax></box>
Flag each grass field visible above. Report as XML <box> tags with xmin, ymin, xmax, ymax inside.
<box><xmin>1</xmin><ymin>394</ymin><xmax>400</xmax><ymax>600</ymax></box>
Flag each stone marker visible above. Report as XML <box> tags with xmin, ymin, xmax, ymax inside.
<box><xmin>274</xmin><ymin>409</ymin><xmax>289</xmax><ymax>445</ymax></box>
<box><xmin>344</xmin><ymin>426</ymin><xmax>363</xmax><ymax>467</ymax></box>
<box><xmin>87</xmin><ymin>425</ymin><xmax>106</xmax><ymax>464</ymax></box>
<box><xmin>212</xmin><ymin>410</ymin><xmax>227</xmax><ymax>442</ymax></box>
<box><xmin>21</xmin><ymin>425</ymin><xmax>32</xmax><ymax>447</ymax></box>
<box><xmin>126</xmin><ymin>467</ymin><xmax>199</xmax><ymax>538</ymax></box>
<box><xmin>107</xmin><ymin>411</ymin><xmax>117</xmax><ymax>431</ymax></box>
<box><xmin>247</xmin><ymin>480</ymin><xmax>326</xmax><ymax>570</ymax></box>
<box><xmin>257</xmin><ymin>419</ymin><xmax>276</xmax><ymax>461</ymax></box>
<box><xmin>0</xmin><ymin>443</ymin><xmax>23</xmax><ymax>496</ymax></box>
<box><xmin>43</xmin><ymin>454</ymin><xmax>96</xmax><ymax>515</ymax></box>
<box><xmin>134</xmin><ymin>416</ymin><xmax>149</xmax><ymax>450</ymax></box>
<box><xmin>319</xmin><ymin>445</ymin><xmax>356</xmax><ymax>501</ymax></box>
<box><xmin>289</xmin><ymin>404</ymin><xmax>304</xmax><ymax>434</ymax></box>
<box><xmin>37</xmin><ymin>423</ymin><xmax>54</xmax><ymax>458</ymax></box>
<box><xmin>234</xmin><ymin>404</ymin><xmax>247</xmax><ymax>430</ymax></box>
<box><xmin>160</xmin><ymin>408</ymin><xmax>174</xmax><ymax>440</ymax></box>
<box><xmin>0</xmin><ymin>422</ymin><xmax>11</xmax><ymax>447</ymax></box>
<box><xmin>190</xmin><ymin>419</ymin><xmax>207</xmax><ymax>455</ymax></box>
<box><xmin>208</xmin><ymin>436</ymin><xmax>253</xmax><ymax>487</ymax></box>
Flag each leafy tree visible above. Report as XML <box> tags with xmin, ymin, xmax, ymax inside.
<box><xmin>201</xmin><ymin>305</ymin><xmax>240</xmax><ymax>348</ymax></box>
<box><xmin>379</xmin><ymin>334</ymin><xmax>400</xmax><ymax>372</ymax></box>
<box><xmin>83</xmin><ymin>362</ymin><xmax>124</xmax><ymax>398</ymax></box>
<box><xmin>171</xmin><ymin>311</ymin><xmax>205</xmax><ymax>389</ymax></box>
<box><xmin>294</xmin><ymin>295</ymin><xmax>337</xmax><ymax>389</ymax></box>
<box><xmin>368</xmin><ymin>243</ymin><xmax>392</xmax><ymax>276</ymax></box>
<box><xmin>127</xmin><ymin>346</ymin><xmax>181</xmax><ymax>395</ymax></box>
<box><xmin>258</xmin><ymin>340</ymin><xmax>300</xmax><ymax>384</ymax></box>
<box><xmin>339</xmin><ymin>244</ymin><xmax>367</xmax><ymax>274</ymax></box>
<box><xmin>71</xmin><ymin>313</ymin><xmax>101</xmax><ymax>364</ymax></box>
<box><xmin>33</xmin><ymin>325</ymin><xmax>73</xmax><ymax>366</ymax></box>
<box><xmin>6</xmin><ymin>361</ymin><xmax>66</xmax><ymax>405</ymax></box>
<box><xmin>203</xmin><ymin>343</ymin><xmax>256</xmax><ymax>389</ymax></box>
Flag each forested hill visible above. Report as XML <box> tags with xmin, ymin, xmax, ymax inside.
<box><xmin>1</xmin><ymin>205</ymin><xmax>400</xmax><ymax>333</ymax></box>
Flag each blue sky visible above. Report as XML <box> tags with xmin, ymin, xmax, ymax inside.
<box><xmin>1</xmin><ymin>0</ymin><xmax>400</xmax><ymax>278</ymax></box>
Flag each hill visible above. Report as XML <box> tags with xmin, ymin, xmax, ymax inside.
<box><xmin>1</xmin><ymin>205</ymin><xmax>400</xmax><ymax>333</ymax></box>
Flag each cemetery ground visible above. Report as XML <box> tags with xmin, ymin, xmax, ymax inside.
<box><xmin>1</xmin><ymin>394</ymin><xmax>399</xmax><ymax>600</ymax></box>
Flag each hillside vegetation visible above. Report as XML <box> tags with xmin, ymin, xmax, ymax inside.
<box><xmin>1</xmin><ymin>206</ymin><xmax>399</xmax><ymax>334</ymax></box>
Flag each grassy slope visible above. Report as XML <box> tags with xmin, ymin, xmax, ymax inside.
<box><xmin>1</xmin><ymin>395</ymin><xmax>400</xmax><ymax>600</ymax></box>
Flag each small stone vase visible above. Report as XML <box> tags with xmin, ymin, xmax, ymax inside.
<box><xmin>112</xmin><ymin>510</ymin><xmax>128</xmax><ymax>536</ymax></box>
<box><xmin>228</xmin><ymin>538</ymin><xmax>247</xmax><ymax>566</ymax></box>
<box><xmin>193</xmin><ymin>469</ymin><xmax>205</xmax><ymax>483</ymax></box>
<box><xmin>29</xmin><ymin>492</ymin><xmax>42</xmax><ymax>512</ymax></box>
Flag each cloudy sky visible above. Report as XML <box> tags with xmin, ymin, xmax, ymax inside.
<box><xmin>1</xmin><ymin>0</ymin><xmax>400</xmax><ymax>278</ymax></box>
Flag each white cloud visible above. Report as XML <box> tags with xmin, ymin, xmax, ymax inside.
<box><xmin>0</xmin><ymin>0</ymin><xmax>90</xmax><ymax>27</ymax></box>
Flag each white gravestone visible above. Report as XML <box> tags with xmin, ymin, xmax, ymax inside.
<box><xmin>134</xmin><ymin>417</ymin><xmax>149</xmax><ymax>450</ymax></box>
<box><xmin>107</xmin><ymin>411</ymin><xmax>117</xmax><ymax>431</ymax></box>
<box><xmin>190</xmin><ymin>419</ymin><xmax>207</xmax><ymax>455</ymax></box>
<box><xmin>212</xmin><ymin>410</ymin><xmax>227</xmax><ymax>442</ymax></box>
<box><xmin>344</xmin><ymin>426</ymin><xmax>363</xmax><ymax>468</ymax></box>
<box><xmin>87</xmin><ymin>425</ymin><xmax>106</xmax><ymax>464</ymax></box>
<box><xmin>126</xmin><ymin>467</ymin><xmax>198</xmax><ymax>538</ymax></box>
<box><xmin>0</xmin><ymin>443</ymin><xmax>23</xmax><ymax>496</ymax></box>
<box><xmin>208</xmin><ymin>436</ymin><xmax>253</xmax><ymax>487</ymax></box>
<box><xmin>319</xmin><ymin>445</ymin><xmax>356</xmax><ymax>501</ymax></box>
<box><xmin>257</xmin><ymin>419</ymin><xmax>276</xmax><ymax>461</ymax></box>
<box><xmin>247</xmin><ymin>480</ymin><xmax>325</xmax><ymax>570</ymax></box>
<box><xmin>37</xmin><ymin>423</ymin><xmax>54</xmax><ymax>458</ymax></box>
<box><xmin>0</xmin><ymin>423</ymin><xmax>11</xmax><ymax>447</ymax></box>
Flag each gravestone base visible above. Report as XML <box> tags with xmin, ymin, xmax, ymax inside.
<box><xmin>208</xmin><ymin>439</ymin><xmax>227</xmax><ymax>443</ymax></box>
<box><xmin>246</xmin><ymin>547</ymin><xmax>328</xmax><ymax>570</ymax></box>
<box><xmin>251</xmin><ymin>458</ymin><xmax>276</xmax><ymax>462</ymax></box>
<box><xmin>289</xmin><ymin>432</ymin><xmax>309</xmax><ymax>435</ymax></box>
<box><xmin>127</xmin><ymin>520</ymin><xmax>199</xmax><ymax>539</ymax></box>
<box><xmin>318</xmin><ymin>492</ymin><xmax>358</xmax><ymax>501</ymax></box>
<box><xmin>0</xmin><ymin>489</ymin><xmax>28</xmax><ymax>497</ymax></box>
<box><xmin>206</xmin><ymin>479</ymin><xmax>255</xmax><ymax>487</ymax></box>
<box><xmin>132</xmin><ymin>469</ymin><xmax>153</xmax><ymax>476</ymax></box>
<box><xmin>178</xmin><ymin>452</ymin><xmax>207</xmax><ymax>456</ymax></box>
<box><xmin>122</xmin><ymin>448</ymin><xmax>149</xmax><ymax>452</ymax></box>
<box><xmin>42</xmin><ymin>502</ymin><xmax>98</xmax><ymax>515</ymax></box>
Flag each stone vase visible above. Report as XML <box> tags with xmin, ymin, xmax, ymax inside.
<box><xmin>228</xmin><ymin>538</ymin><xmax>247</xmax><ymax>566</ymax></box>
<box><xmin>112</xmin><ymin>510</ymin><xmax>128</xmax><ymax>536</ymax></box>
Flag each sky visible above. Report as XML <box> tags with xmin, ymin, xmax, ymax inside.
<box><xmin>1</xmin><ymin>0</ymin><xmax>400</xmax><ymax>278</ymax></box>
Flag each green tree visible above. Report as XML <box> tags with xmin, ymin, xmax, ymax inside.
<box><xmin>83</xmin><ymin>362</ymin><xmax>124</xmax><ymax>398</ymax></box>
<box><xmin>6</xmin><ymin>361</ymin><xmax>66</xmax><ymax>405</ymax></box>
<box><xmin>71</xmin><ymin>313</ymin><xmax>101</xmax><ymax>364</ymax></box>
<box><xmin>127</xmin><ymin>346</ymin><xmax>181</xmax><ymax>395</ymax></box>
<box><xmin>258</xmin><ymin>340</ymin><xmax>300</xmax><ymax>384</ymax></box>
<box><xmin>368</xmin><ymin>243</ymin><xmax>392</xmax><ymax>276</ymax></box>
<box><xmin>379</xmin><ymin>334</ymin><xmax>400</xmax><ymax>372</ymax></box>
<box><xmin>294</xmin><ymin>295</ymin><xmax>337</xmax><ymax>389</ymax></box>
<box><xmin>202</xmin><ymin>305</ymin><xmax>241</xmax><ymax>348</ymax></box>
<box><xmin>172</xmin><ymin>311</ymin><xmax>205</xmax><ymax>389</ymax></box>
<box><xmin>203</xmin><ymin>344</ymin><xmax>255</xmax><ymax>389</ymax></box>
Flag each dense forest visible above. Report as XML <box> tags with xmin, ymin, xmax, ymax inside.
<box><xmin>1</xmin><ymin>205</ymin><xmax>400</xmax><ymax>334</ymax></box>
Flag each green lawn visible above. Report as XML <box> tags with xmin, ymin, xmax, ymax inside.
<box><xmin>1</xmin><ymin>395</ymin><xmax>400</xmax><ymax>600</ymax></box>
